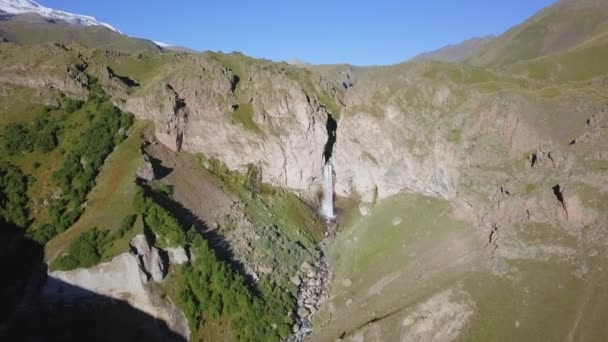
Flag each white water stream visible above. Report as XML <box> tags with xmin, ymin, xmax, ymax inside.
<box><xmin>320</xmin><ymin>161</ymin><xmax>334</xmax><ymax>219</ymax></box>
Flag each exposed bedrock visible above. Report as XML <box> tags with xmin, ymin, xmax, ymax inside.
<box><xmin>44</xmin><ymin>234</ymin><xmax>191</xmax><ymax>340</ymax></box>
<box><xmin>123</xmin><ymin>59</ymin><xmax>332</xmax><ymax>197</ymax></box>
<box><xmin>116</xmin><ymin>54</ymin><xmax>606</xmax><ymax>205</ymax></box>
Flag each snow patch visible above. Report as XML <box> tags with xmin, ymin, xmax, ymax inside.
<box><xmin>153</xmin><ymin>40</ymin><xmax>170</xmax><ymax>48</ymax></box>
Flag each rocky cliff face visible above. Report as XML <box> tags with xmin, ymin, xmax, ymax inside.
<box><xmin>123</xmin><ymin>53</ymin><xmax>337</xmax><ymax>197</ymax></box>
<box><xmin>116</xmin><ymin>54</ymin><xmax>467</xmax><ymax>203</ymax></box>
<box><xmin>116</xmin><ymin>56</ymin><xmax>595</xmax><ymax>206</ymax></box>
<box><xmin>2</xmin><ymin>43</ymin><xmax>604</xmax><ymax>210</ymax></box>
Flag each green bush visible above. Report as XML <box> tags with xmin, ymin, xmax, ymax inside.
<box><xmin>158</xmin><ymin>183</ymin><xmax>172</xmax><ymax>196</ymax></box>
<box><xmin>49</xmin><ymin>214</ymin><xmax>137</xmax><ymax>269</ymax></box>
<box><xmin>113</xmin><ymin>214</ymin><xmax>137</xmax><ymax>239</ymax></box>
<box><xmin>34</xmin><ymin>125</ymin><xmax>59</xmax><ymax>152</ymax></box>
<box><xmin>2</xmin><ymin>111</ymin><xmax>61</xmax><ymax>155</ymax></box>
<box><xmin>134</xmin><ymin>188</ymin><xmax>186</xmax><ymax>246</ymax></box>
<box><xmin>41</xmin><ymin>83</ymin><xmax>133</xmax><ymax>242</ymax></box>
<box><xmin>30</xmin><ymin>223</ymin><xmax>57</xmax><ymax>245</ymax></box>
<box><xmin>0</xmin><ymin>163</ymin><xmax>29</xmax><ymax>228</ymax></box>
<box><xmin>2</xmin><ymin>123</ymin><xmax>33</xmax><ymax>155</ymax></box>
<box><xmin>63</xmin><ymin>98</ymin><xmax>84</xmax><ymax>113</ymax></box>
<box><xmin>52</xmin><ymin>228</ymin><xmax>108</xmax><ymax>270</ymax></box>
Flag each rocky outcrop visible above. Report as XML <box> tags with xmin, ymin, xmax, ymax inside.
<box><xmin>334</xmin><ymin>111</ymin><xmax>460</xmax><ymax>201</ymax></box>
<box><xmin>130</xmin><ymin>235</ymin><xmax>168</xmax><ymax>282</ymax></box>
<box><xmin>167</xmin><ymin>247</ymin><xmax>189</xmax><ymax>265</ymax></box>
<box><xmin>127</xmin><ymin>83</ymin><xmax>190</xmax><ymax>152</ymax></box>
<box><xmin>136</xmin><ymin>157</ymin><xmax>156</xmax><ymax>181</ymax></box>
<box><xmin>44</xmin><ymin>235</ymin><xmax>192</xmax><ymax>340</ymax></box>
<box><xmin>123</xmin><ymin>55</ymin><xmax>334</xmax><ymax>197</ymax></box>
<box><xmin>44</xmin><ymin>253</ymin><xmax>189</xmax><ymax>340</ymax></box>
<box><xmin>0</xmin><ymin>43</ymin><xmax>89</xmax><ymax>98</ymax></box>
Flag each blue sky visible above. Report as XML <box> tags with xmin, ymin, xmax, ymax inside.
<box><xmin>40</xmin><ymin>0</ymin><xmax>557</xmax><ymax>65</ymax></box>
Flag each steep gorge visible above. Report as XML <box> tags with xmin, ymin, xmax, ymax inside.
<box><xmin>2</xmin><ymin>0</ymin><xmax>608</xmax><ymax>339</ymax></box>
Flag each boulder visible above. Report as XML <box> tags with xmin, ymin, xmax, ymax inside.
<box><xmin>136</xmin><ymin>160</ymin><xmax>156</xmax><ymax>181</ymax></box>
<box><xmin>130</xmin><ymin>234</ymin><xmax>151</xmax><ymax>255</ymax></box>
<box><xmin>297</xmin><ymin>308</ymin><xmax>310</xmax><ymax>318</ymax></box>
<box><xmin>259</xmin><ymin>265</ymin><xmax>274</xmax><ymax>274</ymax></box>
<box><xmin>147</xmin><ymin>247</ymin><xmax>167</xmax><ymax>282</ymax></box>
<box><xmin>129</xmin><ymin>235</ymin><xmax>168</xmax><ymax>282</ymax></box>
<box><xmin>359</xmin><ymin>204</ymin><xmax>371</xmax><ymax>216</ymax></box>
<box><xmin>290</xmin><ymin>275</ymin><xmax>302</xmax><ymax>286</ymax></box>
<box><xmin>167</xmin><ymin>247</ymin><xmax>190</xmax><ymax>265</ymax></box>
<box><xmin>300</xmin><ymin>261</ymin><xmax>312</xmax><ymax>271</ymax></box>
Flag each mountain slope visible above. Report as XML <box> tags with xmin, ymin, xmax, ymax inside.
<box><xmin>412</xmin><ymin>35</ymin><xmax>495</xmax><ymax>63</ymax></box>
<box><xmin>0</xmin><ymin>12</ymin><xmax>161</xmax><ymax>52</ymax></box>
<box><xmin>1</xmin><ymin>0</ymin><xmax>608</xmax><ymax>341</ymax></box>
<box><xmin>0</xmin><ymin>0</ymin><xmax>118</xmax><ymax>32</ymax></box>
<box><xmin>470</xmin><ymin>0</ymin><xmax>608</xmax><ymax>67</ymax></box>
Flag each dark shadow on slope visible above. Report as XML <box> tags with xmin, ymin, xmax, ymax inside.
<box><xmin>4</xmin><ymin>278</ymin><xmax>185</xmax><ymax>342</ymax></box>
<box><xmin>0</xmin><ymin>222</ymin><xmax>45</xmax><ymax>323</ymax></box>
<box><xmin>323</xmin><ymin>114</ymin><xmax>337</xmax><ymax>163</ymax></box>
<box><xmin>147</xmin><ymin>155</ymin><xmax>174</xmax><ymax>179</ymax></box>
<box><xmin>106</xmin><ymin>66</ymin><xmax>140</xmax><ymax>87</ymax></box>
<box><xmin>231</xmin><ymin>75</ymin><xmax>240</xmax><ymax>93</ymax></box>
<box><xmin>0</xmin><ymin>221</ymin><xmax>185</xmax><ymax>342</ymax></box>
<box><xmin>552</xmin><ymin>184</ymin><xmax>568</xmax><ymax>220</ymax></box>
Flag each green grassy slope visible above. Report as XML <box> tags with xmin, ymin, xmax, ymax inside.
<box><xmin>470</xmin><ymin>1</ymin><xmax>608</xmax><ymax>68</ymax></box>
<box><xmin>0</xmin><ymin>15</ymin><xmax>161</xmax><ymax>53</ymax></box>
<box><xmin>45</xmin><ymin>121</ymin><xmax>148</xmax><ymax>264</ymax></box>
<box><xmin>314</xmin><ymin>188</ymin><xmax>608</xmax><ymax>341</ymax></box>
<box><xmin>313</xmin><ymin>194</ymin><xmax>482</xmax><ymax>340</ymax></box>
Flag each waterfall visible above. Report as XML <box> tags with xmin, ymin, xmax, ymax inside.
<box><xmin>321</xmin><ymin>161</ymin><xmax>334</xmax><ymax>219</ymax></box>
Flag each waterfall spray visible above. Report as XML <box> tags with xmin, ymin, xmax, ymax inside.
<box><xmin>321</xmin><ymin>161</ymin><xmax>334</xmax><ymax>219</ymax></box>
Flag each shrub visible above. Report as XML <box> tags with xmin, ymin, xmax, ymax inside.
<box><xmin>30</xmin><ymin>223</ymin><xmax>57</xmax><ymax>245</ymax></box>
<box><xmin>159</xmin><ymin>183</ymin><xmax>172</xmax><ymax>196</ymax></box>
<box><xmin>134</xmin><ymin>188</ymin><xmax>186</xmax><ymax>246</ymax></box>
<box><xmin>42</xmin><ymin>84</ymin><xmax>133</xmax><ymax>242</ymax></box>
<box><xmin>2</xmin><ymin>123</ymin><xmax>33</xmax><ymax>155</ymax></box>
<box><xmin>34</xmin><ymin>125</ymin><xmax>59</xmax><ymax>152</ymax></box>
<box><xmin>0</xmin><ymin>163</ymin><xmax>29</xmax><ymax>228</ymax></box>
<box><xmin>63</xmin><ymin>98</ymin><xmax>84</xmax><ymax>113</ymax></box>
<box><xmin>113</xmin><ymin>214</ymin><xmax>137</xmax><ymax>239</ymax></box>
<box><xmin>52</xmin><ymin>228</ymin><xmax>108</xmax><ymax>270</ymax></box>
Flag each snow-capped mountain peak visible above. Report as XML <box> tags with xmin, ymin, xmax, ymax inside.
<box><xmin>153</xmin><ymin>41</ymin><xmax>170</xmax><ymax>48</ymax></box>
<box><xmin>0</xmin><ymin>0</ymin><xmax>120</xmax><ymax>33</ymax></box>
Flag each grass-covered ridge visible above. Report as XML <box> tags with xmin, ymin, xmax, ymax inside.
<box><xmin>50</xmin><ymin>217</ymin><xmax>134</xmax><ymax>271</ymax></box>
<box><xmin>470</xmin><ymin>5</ymin><xmax>608</xmax><ymax>68</ymax></box>
<box><xmin>0</xmin><ymin>78</ymin><xmax>134</xmax><ymax>246</ymax></box>
<box><xmin>0</xmin><ymin>18</ymin><xmax>161</xmax><ymax>53</ymax></box>
<box><xmin>45</xmin><ymin>121</ymin><xmax>146</xmax><ymax>263</ymax></box>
